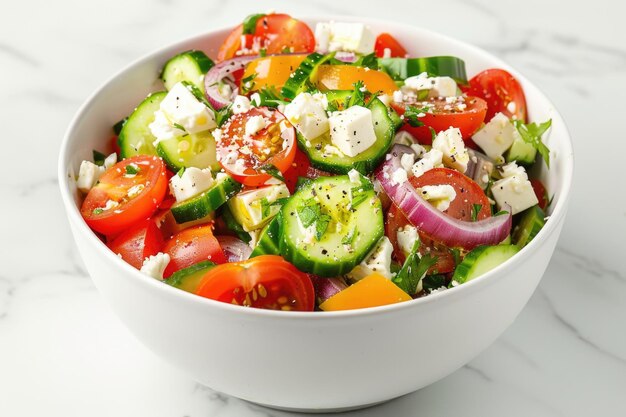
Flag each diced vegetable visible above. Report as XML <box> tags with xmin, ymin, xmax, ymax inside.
<box><xmin>319</xmin><ymin>273</ymin><xmax>411</xmax><ymax>311</ymax></box>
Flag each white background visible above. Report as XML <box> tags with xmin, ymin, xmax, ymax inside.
<box><xmin>1</xmin><ymin>0</ymin><xmax>625</xmax><ymax>416</ymax></box>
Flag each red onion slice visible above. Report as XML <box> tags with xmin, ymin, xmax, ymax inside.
<box><xmin>310</xmin><ymin>275</ymin><xmax>348</xmax><ymax>304</ymax></box>
<box><xmin>204</xmin><ymin>56</ymin><xmax>258</xmax><ymax>110</ymax></box>
<box><xmin>375</xmin><ymin>145</ymin><xmax>512</xmax><ymax>250</ymax></box>
<box><xmin>216</xmin><ymin>236</ymin><xmax>252</xmax><ymax>262</ymax></box>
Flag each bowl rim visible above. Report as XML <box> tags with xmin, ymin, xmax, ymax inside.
<box><xmin>58</xmin><ymin>15</ymin><xmax>574</xmax><ymax>320</ymax></box>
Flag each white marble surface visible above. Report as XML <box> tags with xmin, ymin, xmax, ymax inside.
<box><xmin>1</xmin><ymin>0</ymin><xmax>625</xmax><ymax>415</ymax></box>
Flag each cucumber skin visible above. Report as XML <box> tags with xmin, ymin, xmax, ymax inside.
<box><xmin>249</xmin><ymin>212</ymin><xmax>283</xmax><ymax>258</ymax></box>
<box><xmin>452</xmin><ymin>244</ymin><xmax>520</xmax><ymax>284</ymax></box>
<box><xmin>119</xmin><ymin>92</ymin><xmax>167</xmax><ymax>158</ymax></box>
<box><xmin>505</xmin><ymin>137</ymin><xmax>537</xmax><ymax>165</ymax></box>
<box><xmin>155</xmin><ymin>131</ymin><xmax>221</xmax><ymax>172</ymax></box>
<box><xmin>512</xmin><ymin>205</ymin><xmax>545</xmax><ymax>248</ymax></box>
<box><xmin>171</xmin><ymin>176</ymin><xmax>242</xmax><ymax>224</ymax></box>
<box><xmin>280</xmin><ymin>176</ymin><xmax>384</xmax><ymax>277</ymax></box>
<box><xmin>297</xmin><ymin>98</ymin><xmax>395</xmax><ymax>175</ymax></box>
<box><xmin>281</xmin><ymin>52</ymin><xmax>332</xmax><ymax>100</ymax></box>
<box><xmin>166</xmin><ymin>260</ymin><xmax>216</xmax><ymax>293</ymax></box>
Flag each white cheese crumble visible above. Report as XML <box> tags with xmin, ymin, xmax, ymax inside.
<box><xmin>397</xmin><ymin>225</ymin><xmax>419</xmax><ymax>257</ymax></box>
<box><xmin>348</xmin><ymin>169</ymin><xmax>361</xmax><ymax>184</ymax></box>
<box><xmin>315</xmin><ymin>22</ymin><xmax>376</xmax><ymax>54</ymax></box>
<box><xmin>328</xmin><ymin>105</ymin><xmax>377</xmax><ymax>157</ymax></box>
<box><xmin>391</xmin><ymin>167</ymin><xmax>408</xmax><ymax>185</ymax></box>
<box><xmin>232</xmin><ymin>95</ymin><xmax>252</xmax><ymax>114</ymax></box>
<box><xmin>245</xmin><ymin>115</ymin><xmax>267</xmax><ymax>136</ymax></box>
<box><xmin>411</xmin><ymin>148</ymin><xmax>443</xmax><ymax>178</ymax></box>
<box><xmin>140</xmin><ymin>252</ymin><xmax>170</xmax><ymax>280</ymax></box>
<box><xmin>169</xmin><ymin>167</ymin><xmax>214</xmax><ymax>202</ymax></box>
<box><xmin>432</xmin><ymin>127</ymin><xmax>470</xmax><ymax>173</ymax></box>
<box><xmin>471</xmin><ymin>112</ymin><xmax>521</xmax><ymax>161</ymax></box>
<box><xmin>283</xmin><ymin>92</ymin><xmax>329</xmax><ymax>140</ymax></box>
<box><xmin>417</xmin><ymin>184</ymin><xmax>457</xmax><ymax>212</ymax></box>
<box><xmin>490</xmin><ymin>162</ymin><xmax>538</xmax><ymax>215</ymax></box>
<box><xmin>402</xmin><ymin>72</ymin><xmax>458</xmax><ymax>98</ymax></box>
<box><xmin>346</xmin><ymin>237</ymin><xmax>394</xmax><ymax>281</ymax></box>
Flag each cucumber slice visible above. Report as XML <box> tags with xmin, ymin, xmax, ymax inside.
<box><xmin>155</xmin><ymin>130</ymin><xmax>220</xmax><ymax>171</ymax></box>
<box><xmin>378</xmin><ymin>56</ymin><xmax>468</xmax><ymax>84</ymax></box>
<box><xmin>170</xmin><ymin>174</ymin><xmax>242</xmax><ymax>224</ymax></box>
<box><xmin>281</xmin><ymin>175</ymin><xmax>384</xmax><ymax>277</ymax></box>
<box><xmin>118</xmin><ymin>91</ymin><xmax>167</xmax><ymax>158</ymax></box>
<box><xmin>298</xmin><ymin>98</ymin><xmax>395</xmax><ymax>175</ymax></box>
<box><xmin>452</xmin><ymin>244</ymin><xmax>520</xmax><ymax>284</ymax></box>
<box><xmin>161</xmin><ymin>50</ymin><xmax>214</xmax><ymax>93</ymax></box>
<box><xmin>512</xmin><ymin>205</ymin><xmax>545</xmax><ymax>248</ymax></box>
<box><xmin>166</xmin><ymin>260</ymin><xmax>215</xmax><ymax>293</ymax></box>
<box><xmin>505</xmin><ymin>137</ymin><xmax>537</xmax><ymax>165</ymax></box>
<box><xmin>220</xmin><ymin>205</ymin><xmax>252</xmax><ymax>244</ymax></box>
<box><xmin>281</xmin><ymin>52</ymin><xmax>334</xmax><ymax>99</ymax></box>
<box><xmin>249</xmin><ymin>211</ymin><xmax>283</xmax><ymax>258</ymax></box>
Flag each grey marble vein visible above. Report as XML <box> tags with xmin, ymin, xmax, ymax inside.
<box><xmin>0</xmin><ymin>42</ymin><xmax>40</xmax><ymax>67</ymax></box>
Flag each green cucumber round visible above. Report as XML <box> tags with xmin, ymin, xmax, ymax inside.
<box><xmin>298</xmin><ymin>98</ymin><xmax>395</xmax><ymax>175</ymax></box>
<box><xmin>118</xmin><ymin>91</ymin><xmax>167</xmax><ymax>158</ymax></box>
<box><xmin>161</xmin><ymin>50</ymin><xmax>214</xmax><ymax>93</ymax></box>
<box><xmin>156</xmin><ymin>130</ymin><xmax>220</xmax><ymax>171</ymax></box>
<box><xmin>512</xmin><ymin>205</ymin><xmax>545</xmax><ymax>248</ymax></box>
<box><xmin>280</xmin><ymin>175</ymin><xmax>384</xmax><ymax>277</ymax></box>
<box><xmin>170</xmin><ymin>174</ymin><xmax>242</xmax><ymax>224</ymax></box>
<box><xmin>452</xmin><ymin>244</ymin><xmax>520</xmax><ymax>284</ymax></box>
<box><xmin>249</xmin><ymin>211</ymin><xmax>283</xmax><ymax>258</ymax></box>
<box><xmin>378</xmin><ymin>56</ymin><xmax>468</xmax><ymax>84</ymax></box>
<box><xmin>281</xmin><ymin>52</ymin><xmax>334</xmax><ymax>100</ymax></box>
<box><xmin>166</xmin><ymin>260</ymin><xmax>216</xmax><ymax>293</ymax></box>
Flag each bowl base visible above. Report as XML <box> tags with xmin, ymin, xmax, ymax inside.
<box><xmin>244</xmin><ymin>396</ymin><xmax>396</xmax><ymax>414</ymax></box>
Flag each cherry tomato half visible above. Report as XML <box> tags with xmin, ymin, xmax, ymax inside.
<box><xmin>462</xmin><ymin>68</ymin><xmax>527</xmax><ymax>122</ymax></box>
<box><xmin>196</xmin><ymin>255</ymin><xmax>315</xmax><ymax>311</ymax></box>
<box><xmin>217</xmin><ymin>14</ymin><xmax>315</xmax><ymax>61</ymax></box>
<box><xmin>162</xmin><ymin>225</ymin><xmax>227</xmax><ymax>278</ymax></box>
<box><xmin>80</xmin><ymin>155</ymin><xmax>168</xmax><ymax>236</ymax></box>
<box><xmin>391</xmin><ymin>96</ymin><xmax>488</xmax><ymax>146</ymax></box>
<box><xmin>216</xmin><ymin>107</ymin><xmax>297</xmax><ymax>186</ymax></box>
<box><xmin>374</xmin><ymin>33</ymin><xmax>407</xmax><ymax>58</ymax></box>
<box><xmin>530</xmin><ymin>179</ymin><xmax>549</xmax><ymax>211</ymax></box>
<box><xmin>385</xmin><ymin>168</ymin><xmax>491</xmax><ymax>272</ymax></box>
<box><xmin>107</xmin><ymin>218</ymin><xmax>164</xmax><ymax>269</ymax></box>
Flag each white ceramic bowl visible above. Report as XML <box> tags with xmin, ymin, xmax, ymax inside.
<box><xmin>58</xmin><ymin>16</ymin><xmax>573</xmax><ymax>412</ymax></box>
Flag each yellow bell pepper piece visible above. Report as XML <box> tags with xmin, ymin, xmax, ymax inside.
<box><xmin>319</xmin><ymin>273</ymin><xmax>412</xmax><ymax>311</ymax></box>
<box><xmin>242</xmin><ymin>55</ymin><xmax>307</xmax><ymax>92</ymax></box>
<box><xmin>315</xmin><ymin>65</ymin><xmax>398</xmax><ymax>96</ymax></box>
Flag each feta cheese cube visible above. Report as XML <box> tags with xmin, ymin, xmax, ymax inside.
<box><xmin>391</xmin><ymin>167</ymin><xmax>408</xmax><ymax>185</ymax></box>
<box><xmin>471</xmin><ymin>112</ymin><xmax>521</xmax><ymax>161</ymax></box>
<box><xmin>140</xmin><ymin>252</ymin><xmax>170</xmax><ymax>280</ymax></box>
<box><xmin>76</xmin><ymin>160</ymin><xmax>104</xmax><ymax>193</ymax></box>
<box><xmin>348</xmin><ymin>169</ymin><xmax>361</xmax><ymax>184</ymax></box>
<box><xmin>149</xmin><ymin>109</ymin><xmax>184</xmax><ymax>143</ymax></box>
<box><xmin>397</xmin><ymin>225</ymin><xmax>419</xmax><ymax>257</ymax></box>
<box><xmin>490</xmin><ymin>162</ymin><xmax>539</xmax><ymax>215</ymax></box>
<box><xmin>103</xmin><ymin>153</ymin><xmax>117</xmax><ymax>170</ymax></box>
<box><xmin>411</xmin><ymin>148</ymin><xmax>443</xmax><ymax>177</ymax></box>
<box><xmin>232</xmin><ymin>95</ymin><xmax>252</xmax><ymax>114</ymax></box>
<box><xmin>432</xmin><ymin>127</ymin><xmax>470</xmax><ymax>173</ymax></box>
<box><xmin>315</xmin><ymin>22</ymin><xmax>376</xmax><ymax>54</ymax></box>
<box><xmin>283</xmin><ymin>92</ymin><xmax>329</xmax><ymax>140</ymax></box>
<box><xmin>169</xmin><ymin>167</ymin><xmax>214</xmax><ymax>202</ymax></box>
<box><xmin>250</xmin><ymin>92</ymin><xmax>261</xmax><ymax>107</ymax></box>
<box><xmin>347</xmin><ymin>237</ymin><xmax>394</xmax><ymax>281</ymax></box>
<box><xmin>417</xmin><ymin>184</ymin><xmax>457</xmax><ymax>211</ymax></box>
<box><xmin>328</xmin><ymin>105</ymin><xmax>377</xmax><ymax>157</ymax></box>
<box><xmin>159</xmin><ymin>82</ymin><xmax>216</xmax><ymax>134</ymax></box>
<box><xmin>403</xmin><ymin>72</ymin><xmax>458</xmax><ymax>98</ymax></box>
<box><xmin>228</xmin><ymin>183</ymin><xmax>290</xmax><ymax>231</ymax></box>
<box><xmin>245</xmin><ymin>115</ymin><xmax>266</xmax><ymax>136</ymax></box>
<box><xmin>400</xmin><ymin>153</ymin><xmax>415</xmax><ymax>172</ymax></box>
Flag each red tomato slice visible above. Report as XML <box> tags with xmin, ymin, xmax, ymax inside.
<box><xmin>196</xmin><ymin>255</ymin><xmax>315</xmax><ymax>311</ymax></box>
<box><xmin>107</xmin><ymin>218</ymin><xmax>164</xmax><ymax>269</ymax></box>
<box><xmin>385</xmin><ymin>168</ymin><xmax>491</xmax><ymax>272</ymax></box>
<box><xmin>162</xmin><ymin>225</ymin><xmax>228</xmax><ymax>278</ymax></box>
<box><xmin>216</xmin><ymin>107</ymin><xmax>297</xmax><ymax>186</ymax></box>
<box><xmin>81</xmin><ymin>155</ymin><xmax>168</xmax><ymax>236</ymax></box>
<box><xmin>110</xmin><ymin>135</ymin><xmax>121</xmax><ymax>156</ymax></box>
<box><xmin>462</xmin><ymin>68</ymin><xmax>527</xmax><ymax>122</ymax></box>
<box><xmin>391</xmin><ymin>96</ymin><xmax>487</xmax><ymax>146</ymax></box>
<box><xmin>374</xmin><ymin>33</ymin><xmax>407</xmax><ymax>58</ymax></box>
<box><xmin>282</xmin><ymin>148</ymin><xmax>331</xmax><ymax>194</ymax></box>
<box><xmin>530</xmin><ymin>179</ymin><xmax>549</xmax><ymax>210</ymax></box>
<box><xmin>217</xmin><ymin>14</ymin><xmax>315</xmax><ymax>61</ymax></box>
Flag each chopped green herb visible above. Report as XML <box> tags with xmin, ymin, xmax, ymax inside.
<box><xmin>326</xmin><ymin>99</ymin><xmax>340</xmax><ymax>113</ymax></box>
<box><xmin>353</xmin><ymin>53</ymin><xmax>378</xmax><ymax>70</ymax></box>
<box><xmin>422</xmin><ymin>274</ymin><xmax>448</xmax><ymax>292</ymax></box>
<box><xmin>429</xmin><ymin>127</ymin><xmax>437</xmax><ymax>142</ymax></box>
<box><xmin>404</xmin><ymin>105</ymin><xmax>430</xmax><ymax>127</ymax></box>
<box><xmin>260</xmin><ymin>197</ymin><xmax>288</xmax><ymax>218</ymax></box>
<box><xmin>281</xmin><ymin>46</ymin><xmax>292</xmax><ymax>54</ymax></box>
<box><xmin>341</xmin><ymin>226</ymin><xmax>358</xmax><ymax>245</ymax></box>
<box><xmin>471</xmin><ymin>204</ymin><xmax>482</xmax><ymax>222</ymax></box>
<box><xmin>346</xmin><ymin>81</ymin><xmax>367</xmax><ymax>108</ymax></box>
<box><xmin>494</xmin><ymin>210</ymin><xmax>509</xmax><ymax>217</ymax></box>
<box><xmin>315</xmin><ymin>214</ymin><xmax>331</xmax><ymax>240</ymax></box>
<box><xmin>451</xmin><ymin>248</ymin><xmax>462</xmax><ymax>266</ymax></box>
<box><xmin>392</xmin><ymin>239</ymin><xmax>438</xmax><ymax>295</ymax></box>
<box><xmin>350</xmin><ymin>187</ymin><xmax>369</xmax><ymax>208</ymax></box>
<box><xmin>172</xmin><ymin>123</ymin><xmax>187</xmax><ymax>133</ymax></box>
<box><xmin>513</xmin><ymin>119</ymin><xmax>552</xmax><ymax>168</ymax></box>
<box><xmin>177</xmin><ymin>167</ymin><xmax>186</xmax><ymax>178</ymax></box>
<box><xmin>125</xmin><ymin>164</ymin><xmax>139</xmax><ymax>175</ymax></box>
<box><xmin>242</xmin><ymin>13</ymin><xmax>265</xmax><ymax>35</ymax></box>
<box><xmin>260</xmin><ymin>164</ymin><xmax>285</xmax><ymax>182</ymax></box>
<box><xmin>254</xmin><ymin>85</ymin><xmax>288</xmax><ymax>108</ymax></box>
<box><xmin>215</xmin><ymin>104</ymin><xmax>233</xmax><ymax>127</ymax></box>
<box><xmin>93</xmin><ymin>150</ymin><xmax>106</xmax><ymax>166</ymax></box>
<box><xmin>296</xmin><ymin>198</ymin><xmax>320</xmax><ymax>227</ymax></box>
<box><xmin>92</xmin><ymin>208</ymin><xmax>104</xmax><ymax>215</ymax></box>
<box><xmin>259</xmin><ymin>48</ymin><xmax>267</xmax><ymax>57</ymax></box>
<box><xmin>240</xmin><ymin>73</ymin><xmax>257</xmax><ymax>95</ymax></box>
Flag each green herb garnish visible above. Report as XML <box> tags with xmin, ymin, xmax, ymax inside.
<box><xmin>240</xmin><ymin>73</ymin><xmax>257</xmax><ymax>95</ymax></box>
<box><xmin>297</xmin><ymin>198</ymin><xmax>321</xmax><ymax>227</ymax></box>
<box><xmin>172</xmin><ymin>123</ymin><xmax>187</xmax><ymax>133</ymax></box>
<box><xmin>341</xmin><ymin>226</ymin><xmax>358</xmax><ymax>245</ymax></box>
<box><xmin>315</xmin><ymin>214</ymin><xmax>331</xmax><ymax>240</ymax></box>
<box><xmin>346</xmin><ymin>80</ymin><xmax>367</xmax><ymax>108</ymax></box>
<box><xmin>513</xmin><ymin>119</ymin><xmax>552</xmax><ymax>168</ymax></box>
<box><xmin>242</xmin><ymin>13</ymin><xmax>265</xmax><ymax>35</ymax></box>
<box><xmin>404</xmin><ymin>105</ymin><xmax>430</xmax><ymax>127</ymax></box>
<box><xmin>177</xmin><ymin>167</ymin><xmax>186</xmax><ymax>178</ymax></box>
<box><xmin>353</xmin><ymin>53</ymin><xmax>378</xmax><ymax>70</ymax></box>
<box><xmin>215</xmin><ymin>104</ymin><xmax>233</xmax><ymax>127</ymax></box>
<box><xmin>260</xmin><ymin>164</ymin><xmax>285</xmax><ymax>182</ymax></box>
<box><xmin>125</xmin><ymin>164</ymin><xmax>139</xmax><ymax>175</ymax></box>
<box><xmin>254</xmin><ymin>85</ymin><xmax>288</xmax><ymax>108</ymax></box>
<box><xmin>93</xmin><ymin>150</ymin><xmax>106</xmax><ymax>166</ymax></box>
<box><xmin>92</xmin><ymin>208</ymin><xmax>104</xmax><ymax>215</ymax></box>
<box><xmin>392</xmin><ymin>239</ymin><xmax>438</xmax><ymax>295</ymax></box>
<box><xmin>471</xmin><ymin>204</ymin><xmax>482</xmax><ymax>222</ymax></box>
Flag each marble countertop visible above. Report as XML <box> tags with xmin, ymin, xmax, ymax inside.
<box><xmin>2</xmin><ymin>0</ymin><xmax>625</xmax><ymax>415</ymax></box>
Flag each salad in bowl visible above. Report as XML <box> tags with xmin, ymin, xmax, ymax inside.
<box><xmin>75</xmin><ymin>12</ymin><xmax>553</xmax><ymax>313</ymax></box>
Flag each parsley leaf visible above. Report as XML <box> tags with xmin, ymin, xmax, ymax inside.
<box><xmin>346</xmin><ymin>81</ymin><xmax>367</xmax><ymax>108</ymax></box>
<box><xmin>92</xmin><ymin>207</ymin><xmax>104</xmax><ymax>215</ymax></box>
<box><xmin>315</xmin><ymin>214</ymin><xmax>331</xmax><ymax>240</ymax></box>
<box><xmin>513</xmin><ymin>119</ymin><xmax>552</xmax><ymax>168</ymax></box>
<box><xmin>326</xmin><ymin>99</ymin><xmax>340</xmax><ymax>113</ymax></box>
<box><xmin>125</xmin><ymin>164</ymin><xmax>139</xmax><ymax>175</ymax></box>
<box><xmin>172</xmin><ymin>123</ymin><xmax>187</xmax><ymax>133</ymax></box>
<box><xmin>404</xmin><ymin>105</ymin><xmax>429</xmax><ymax>127</ymax></box>
<box><xmin>254</xmin><ymin>86</ymin><xmax>288</xmax><ymax>108</ymax></box>
<box><xmin>260</xmin><ymin>164</ymin><xmax>285</xmax><ymax>182</ymax></box>
<box><xmin>421</xmin><ymin>274</ymin><xmax>448</xmax><ymax>292</ymax></box>
<box><xmin>341</xmin><ymin>226</ymin><xmax>358</xmax><ymax>245</ymax></box>
<box><xmin>260</xmin><ymin>197</ymin><xmax>288</xmax><ymax>218</ymax></box>
<box><xmin>297</xmin><ymin>198</ymin><xmax>321</xmax><ymax>227</ymax></box>
<box><xmin>392</xmin><ymin>239</ymin><xmax>438</xmax><ymax>295</ymax></box>
<box><xmin>177</xmin><ymin>167</ymin><xmax>186</xmax><ymax>178</ymax></box>
<box><xmin>259</xmin><ymin>48</ymin><xmax>267</xmax><ymax>57</ymax></box>
<box><xmin>242</xmin><ymin>13</ymin><xmax>265</xmax><ymax>35</ymax></box>
<box><xmin>353</xmin><ymin>53</ymin><xmax>378</xmax><ymax>70</ymax></box>
<box><xmin>471</xmin><ymin>204</ymin><xmax>482</xmax><ymax>222</ymax></box>
<box><xmin>350</xmin><ymin>187</ymin><xmax>369</xmax><ymax>208</ymax></box>
<box><xmin>240</xmin><ymin>73</ymin><xmax>257</xmax><ymax>95</ymax></box>
<box><xmin>92</xmin><ymin>150</ymin><xmax>106</xmax><ymax>166</ymax></box>
<box><xmin>494</xmin><ymin>210</ymin><xmax>509</xmax><ymax>217</ymax></box>
<box><xmin>215</xmin><ymin>104</ymin><xmax>233</xmax><ymax>127</ymax></box>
